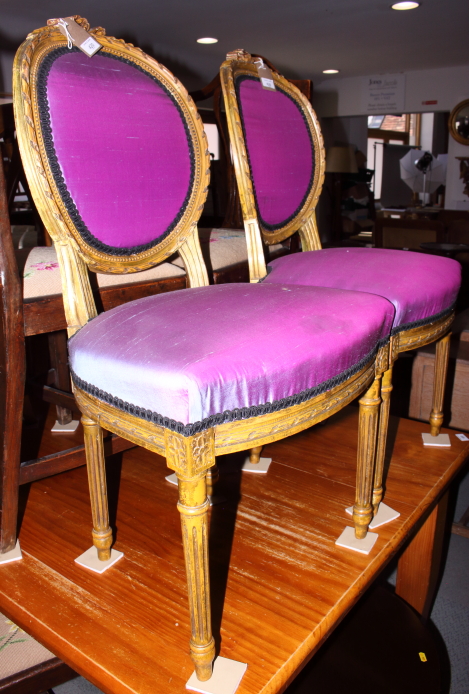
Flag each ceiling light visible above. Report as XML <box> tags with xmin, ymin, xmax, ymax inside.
<box><xmin>197</xmin><ymin>37</ymin><xmax>218</xmax><ymax>44</ymax></box>
<box><xmin>391</xmin><ymin>1</ymin><xmax>420</xmax><ymax>10</ymax></box>
<box><xmin>323</xmin><ymin>69</ymin><xmax>339</xmax><ymax>74</ymax></box>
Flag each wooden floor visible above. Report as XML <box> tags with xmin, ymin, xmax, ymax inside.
<box><xmin>1</xmin><ymin>407</ymin><xmax>468</xmax><ymax>694</ymax></box>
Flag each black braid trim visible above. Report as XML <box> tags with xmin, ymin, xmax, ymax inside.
<box><xmin>37</xmin><ymin>46</ymin><xmax>195</xmax><ymax>256</ymax></box>
<box><xmin>69</xmin><ymin>337</ymin><xmax>388</xmax><ymax>437</ymax></box>
<box><xmin>235</xmin><ymin>74</ymin><xmax>316</xmax><ymax>233</ymax></box>
<box><xmin>391</xmin><ymin>303</ymin><xmax>455</xmax><ymax>336</ymax></box>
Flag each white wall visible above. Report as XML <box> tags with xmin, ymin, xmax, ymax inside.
<box><xmin>314</xmin><ymin>64</ymin><xmax>469</xmax><ymax>210</ymax></box>
<box><xmin>314</xmin><ymin>64</ymin><xmax>469</xmax><ymax>118</ymax></box>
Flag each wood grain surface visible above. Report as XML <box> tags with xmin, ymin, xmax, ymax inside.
<box><xmin>0</xmin><ymin>406</ymin><xmax>467</xmax><ymax>694</ymax></box>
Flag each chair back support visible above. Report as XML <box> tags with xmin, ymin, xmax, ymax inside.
<box><xmin>220</xmin><ymin>50</ymin><xmax>324</xmax><ymax>260</ymax></box>
<box><xmin>13</xmin><ymin>17</ymin><xmax>210</xmax><ymax>334</ymax></box>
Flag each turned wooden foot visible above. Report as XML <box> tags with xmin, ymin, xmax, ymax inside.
<box><xmin>429</xmin><ymin>332</ymin><xmax>450</xmax><ymax>436</ymax></box>
<box><xmin>353</xmin><ymin>375</ymin><xmax>381</xmax><ymax>539</ymax></box>
<box><xmin>82</xmin><ymin>415</ymin><xmax>112</xmax><ymax>561</ymax></box>
<box><xmin>372</xmin><ymin>366</ymin><xmax>393</xmax><ymax>515</ymax></box>
<box><xmin>249</xmin><ymin>446</ymin><xmax>263</xmax><ymax>464</ymax></box>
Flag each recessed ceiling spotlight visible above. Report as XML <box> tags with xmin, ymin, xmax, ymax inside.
<box><xmin>323</xmin><ymin>69</ymin><xmax>339</xmax><ymax>74</ymax></box>
<box><xmin>197</xmin><ymin>37</ymin><xmax>218</xmax><ymax>44</ymax></box>
<box><xmin>391</xmin><ymin>1</ymin><xmax>420</xmax><ymax>9</ymax></box>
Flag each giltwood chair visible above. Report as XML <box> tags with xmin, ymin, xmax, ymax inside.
<box><xmin>220</xmin><ymin>49</ymin><xmax>461</xmax><ymax>518</ymax></box>
<box><xmin>14</xmin><ymin>19</ymin><xmax>395</xmax><ymax>681</ymax></box>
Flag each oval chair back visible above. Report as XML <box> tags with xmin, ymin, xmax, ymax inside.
<box><xmin>14</xmin><ymin>17</ymin><xmax>211</xmax><ymax>336</ymax></box>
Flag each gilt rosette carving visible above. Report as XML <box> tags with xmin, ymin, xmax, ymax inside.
<box><xmin>165</xmin><ymin>429</ymin><xmax>215</xmax><ymax>477</ymax></box>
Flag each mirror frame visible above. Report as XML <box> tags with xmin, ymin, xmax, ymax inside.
<box><xmin>449</xmin><ymin>99</ymin><xmax>469</xmax><ymax>146</ymax></box>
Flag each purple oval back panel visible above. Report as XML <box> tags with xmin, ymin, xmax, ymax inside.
<box><xmin>45</xmin><ymin>50</ymin><xmax>192</xmax><ymax>251</ymax></box>
<box><xmin>237</xmin><ymin>78</ymin><xmax>314</xmax><ymax>229</ymax></box>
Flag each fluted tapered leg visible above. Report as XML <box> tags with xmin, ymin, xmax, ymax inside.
<box><xmin>430</xmin><ymin>332</ymin><xmax>451</xmax><ymax>436</ymax></box>
<box><xmin>165</xmin><ymin>428</ymin><xmax>216</xmax><ymax>681</ymax></box>
<box><xmin>353</xmin><ymin>375</ymin><xmax>381</xmax><ymax>539</ymax></box>
<box><xmin>372</xmin><ymin>367</ymin><xmax>393</xmax><ymax>515</ymax></box>
<box><xmin>178</xmin><ymin>476</ymin><xmax>215</xmax><ymax>681</ymax></box>
<box><xmin>82</xmin><ymin>415</ymin><xmax>112</xmax><ymax>561</ymax></box>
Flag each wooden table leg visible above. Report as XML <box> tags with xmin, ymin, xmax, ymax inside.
<box><xmin>395</xmin><ymin>491</ymin><xmax>449</xmax><ymax>620</ymax></box>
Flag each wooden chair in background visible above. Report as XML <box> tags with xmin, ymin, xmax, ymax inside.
<box><xmin>220</xmin><ymin>49</ymin><xmax>461</xmax><ymax>523</ymax></box>
<box><xmin>0</xmin><ymin>128</ymin><xmax>189</xmax><ymax>559</ymax></box>
<box><xmin>374</xmin><ymin>217</ymin><xmax>445</xmax><ymax>250</ymax></box>
<box><xmin>14</xmin><ymin>17</ymin><xmax>396</xmax><ymax>681</ymax></box>
<box><xmin>0</xmin><ymin>608</ymin><xmax>76</xmax><ymax>694</ymax></box>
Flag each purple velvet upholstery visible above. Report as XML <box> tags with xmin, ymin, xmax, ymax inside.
<box><xmin>264</xmin><ymin>249</ymin><xmax>461</xmax><ymax>330</ymax></box>
<box><xmin>237</xmin><ymin>78</ymin><xmax>313</xmax><ymax>228</ymax></box>
<box><xmin>45</xmin><ymin>51</ymin><xmax>191</xmax><ymax>249</ymax></box>
<box><xmin>69</xmin><ymin>283</ymin><xmax>394</xmax><ymax>429</ymax></box>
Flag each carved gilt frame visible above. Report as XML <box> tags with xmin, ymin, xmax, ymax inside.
<box><xmin>13</xmin><ymin>17</ymin><xmax>211</xmax><ymax>335</ymax></box>
<box><xmin>220</xmin><ymin>49</ymin><xmax>325</xmax><ymax>283</ymax></box>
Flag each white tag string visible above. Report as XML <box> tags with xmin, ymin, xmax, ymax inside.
<box><xmin>57</xmin><ymin>19</ymin><xmax>73</xmax><ymax>49</ymax></box>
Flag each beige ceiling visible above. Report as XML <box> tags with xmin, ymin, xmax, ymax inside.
<box><xmin>0</xmin><ymin>0</ymin><xmax>467</xmax><ymax>91</ymax></box>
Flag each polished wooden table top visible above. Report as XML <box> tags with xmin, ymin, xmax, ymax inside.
<box><xmin>0</xmin><ymin>408</ymin><xmax>467</xmax><ymax>694</ymax></box>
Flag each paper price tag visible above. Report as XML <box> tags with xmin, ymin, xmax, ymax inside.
<box><xmin>80</xmin><ymin>36</ymin><xmax>101</xmax><ymax>57</ymax></box>
<box><xmin>261</xmin><ymin>78</ymin><xmax>275</xmax><ymax>90</ymax></box>
<box><xmin>456</xmin><ymin>433</ymin><xmax>469</xmax><ymax>441</ymax></box>
<box><xmin>55</xmin><ymin>17</ymin><xmax>102</xmax><ymax>57</ymax></box>
<box><xmin>254</xmin><ymin>58</ymin><xmax>276</xmax><ymax>91</ymax></box>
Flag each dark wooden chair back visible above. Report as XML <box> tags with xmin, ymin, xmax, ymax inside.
<box><xmin>447</xmin><ymin>219</ymin><xmax>469</xmax><ymax>245</ymax></box>
<box><xmin>374</xmin><ymin>217</ymin><xmax>445</xmax><ymax>250</ymax></box>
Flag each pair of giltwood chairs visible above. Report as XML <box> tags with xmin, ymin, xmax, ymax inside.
<box><xmin>9</xmin><ymin>20</ymin><xmax>458</xmax><ymax>683</ymax></box>
<box><xmin>9</xmin><ymin>18</ymin><xmax>392</xmax><ymax>681</ymax></box>
<box><xmin>218</xmin><ymin>49</ymin><xmax>461</xmax><ymax>518</ymax></box>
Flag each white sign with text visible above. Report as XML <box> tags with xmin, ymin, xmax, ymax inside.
<box><xmin>362</xmin><ymin>74</ymin><xmax>406</xmax><ymax>114</ymax></box>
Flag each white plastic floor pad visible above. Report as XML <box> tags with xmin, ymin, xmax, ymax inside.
<box><xmin>75</xmin><ymin>547</ymin><xmax>123</xmax><ymax>573</ymax></box>
<box><xmin>335</xmin><ymin>526</ymin><xmax>379</xmax><ymax>555</ymax></box>
<box><xmin>422</xmin><ymin>433</ymin><xmax>450</xmax><ymax>447</ymax></box>
<box><xmin>186</xmin><ymin>657</ymin><xmax>247</xmax><ymax>694</ymax></box>
<box><xmin>241</xmin><ymin>457</ymin><xmax>272</xmax><ymax>473</ymax></box>
<box><xmin>0</xmin><ymin>541</ymin><xmax>22</xmax><ymax>564</ymax></box>
<box><xmin>51</xmin><ymin>419</ymin><xmax>80</xmax><ymax>433</ymax></box>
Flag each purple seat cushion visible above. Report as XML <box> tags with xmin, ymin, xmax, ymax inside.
<box><xmin>69</xmin><ymin>283</ymin><xmax>394</xmax><ymax>434</ymax></box>
<box><xmin>41</xmin><ymin>49</ymin><xmax>192</xmax><ymax>253</ymax></box>
<box><xmin>264</xmin><ymin>249</ymin><xmax>461</xmax><ymax>331</ymax></box>
<box><xmin>237</xmin><ymin>78</ymin><xmax>313</xmax><ymax>230</ymax></box>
